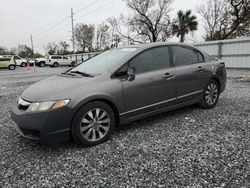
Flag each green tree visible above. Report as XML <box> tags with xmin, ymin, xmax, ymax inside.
<box><xmin>198</xmin><ymin>0</ymin><xmax>250</xmax><ymax>41</ymax></box>
<box><xmin>96</xmin><ymin>23</ymin><xmax>110</xmax><ymax>51</ymax></box>
<box><xmin>45</xmin><ymin>42</ymin><xmax>58</xmax><ymax>55</ymax></box>
<box><xmin>0</xmin><ymin>46</ymin><xmax>9</xmax><ymax>55</ymax></box>
<box><xmin>18</xmin><ymin>45</ymin><xmax>33</xmax><ymax>58</ymax></box>
<box><xmin>109</xmin><ymin>0</ymin><xmax>173</xmax><ymax>43</ymax></box>
<box><xmin>172</xmin><ymin>10</ymin><xmax>198</xmax><ymax>43</ymax></box>
<box><xmin>33</xmin><ymin>52</ymin><xmax>43</xmax><ymax>58</ymax></box>
<box><xmin>75</xmin><ymin>24</ymin><xmax>95</xmax><ymax>52</ymax></box>
<box><xmin>58</xmin><ymin>41</ymin><xmax>70</xmax><ymax>55</ymax></box>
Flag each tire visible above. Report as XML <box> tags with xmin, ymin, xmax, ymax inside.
<box><xmin>8</xmin><ymin>65</ymin><xmax>16</xmax><ymax>70</ymax></box>
<box><xmin>71</xmin><ymin>61</ymin><xmax>76</xmax><ymax>67</ymax></box>
<box><xmin>40</xmin><ymin>62</ymin><xmax>45</xmax><ymax>67</ymax></box>
<box><xmin>53</xmin><ymin>62</ymin><xmax>59</xmax><ymax>67</ymax></box>
<box><xmin>71</xmin><ymin>101</ymin><xmax>115</xmax><ymax>147</ymax></box>
<box><xmin>199</xmin><ymin>79</ymin><xmax>220</xmax><ymax>109</ymax></box>
<box><xmin>21</xmin><ymin>62</ymin><xmax>27</xmax><ymax>67</ymax></box>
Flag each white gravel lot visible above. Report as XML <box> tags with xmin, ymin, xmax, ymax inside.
<box><xmin>0</xmin><ymin>67</ymin><xmax>249</xmax><ymax>187</ymax></box>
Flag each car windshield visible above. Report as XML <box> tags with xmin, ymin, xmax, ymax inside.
<box><xmin>70</xmin><ymin>48</ymin><xmax>137</xmax><ymax>76</ymax></box>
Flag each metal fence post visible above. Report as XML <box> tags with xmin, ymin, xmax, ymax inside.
<box><xmin>218</xmin><ymin>42</ymin><xmax>223</xmax><ymax>59</ymax></box>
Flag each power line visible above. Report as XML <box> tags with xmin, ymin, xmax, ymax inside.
<box><xmin>20</xmin><ymin>0</ymin><xmax>99</xmax><ymax>44</ymax></box>
<box><xmin>21</xmin><ymin>0</ymin><xmax>115</xmax><ymax>51</ymax></box>
<box><xmin>74</xmin><ymin>0</ymin><xmax>114</xmax><ymax>21</ymax></box>
<box><xmin>74</xmin><ymin>0</ymin><xmax>99</xmax><ymax>15</ymax></box>
<box><xmin>32</xmin><ymin>16</ymin><xmax>71</xmax><ymax>39</ymax></box>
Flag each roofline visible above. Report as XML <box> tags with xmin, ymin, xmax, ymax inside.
<box><xmin>117</xmin><ymin>42</ymin><xmax>195</xmax><ymax>49</ymax></box>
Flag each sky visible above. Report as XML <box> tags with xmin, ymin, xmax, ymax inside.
<box><xmin>0</xmin><ymin>0</ymin><xmax>205</xmax><ymax>54</ymax></box>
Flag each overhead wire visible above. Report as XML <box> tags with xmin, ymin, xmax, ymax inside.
<box><xmin>21</xmin><ymin>0</ymin><xmax>116</xmax><ymax>51</ymax></box>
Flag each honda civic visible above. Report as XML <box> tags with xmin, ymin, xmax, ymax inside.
<box><xmin>11</xmin><ymin>43</ymin><xmax>227</xmax><ymax>146</ymax></box>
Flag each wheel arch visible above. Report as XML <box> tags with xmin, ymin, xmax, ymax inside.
<box><xmin>72</xmin><ymin>97</ymin><xmax>120</xmax><ymax>127</ymax></box>
<box><xmin>210</xmin><ymin>76</ymin><xmax>221</xmax><ymax>93</ymax></box>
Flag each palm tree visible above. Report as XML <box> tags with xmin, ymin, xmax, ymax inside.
<box><xmin>172</xmin><ymin>10</ymin><xmax>198</xmax><ymax>43</ymax></box>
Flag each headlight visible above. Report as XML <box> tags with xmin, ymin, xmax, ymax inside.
<box><xmin>26</xmin><ymin>99</ymin><xmax>70</xmax><ymax>112</ymax></box>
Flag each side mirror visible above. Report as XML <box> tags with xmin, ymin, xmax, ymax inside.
<box><xmin>127</xmin><ymin>67</ymin><xmax>135</xmax><ymax>76</ymax></box>
<box><xmin>127</xmin><ymin>67</ymin><xmax>135</xmax><ymax>81</ymax></box>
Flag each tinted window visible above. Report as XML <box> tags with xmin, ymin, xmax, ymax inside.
<box><xmin>0</xmin><ymin>58</ymin><xmax>11</xmax><ymax>61</ymax></box>
<box><xmin>52</xmin><ymin>56</ymin><xmax>61</xmax><ymax>59</ymax></box>
<box><xmin>197</xmin><ymin>51</ymin><xmax>205</xmax><ymax>62</ymax></box>
<box><xmin>172</xmin><ymin>46</ymin><xmax>199</xmax><ymax>66</ymax></box>
<box><xmin>63</xmin><ymin>57</ymin><xmax>68</xmax><ymax>59</ymax></box>
<box><xmin>115</xmin><ymin>63</ymin><xmax>129</xmax><ymax>77</ymax></box>
<box><xmin>129</xmin><ymin>47</ymin><xmax>170</xmax><ymax>74</ymax></box>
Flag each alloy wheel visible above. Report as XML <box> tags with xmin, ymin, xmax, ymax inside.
<box><xmin>80</xmin><ymin>108</ymin><xmax>110</xmax><ymax>142</ymax></box>
<box><xmin>205</xmin><ymin>83</ymin><xmax>218</xmax><ymax>105</ymax></box>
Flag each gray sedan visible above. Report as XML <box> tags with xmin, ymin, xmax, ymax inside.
<box><xmin>11</xmin><ymin>42</ymin><xmax>227</xmax><ymax>147</ymax></box>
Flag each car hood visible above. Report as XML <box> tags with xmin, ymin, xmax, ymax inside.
<box><xmin>21</xmin><ymin>75</ymin><xmax>96</xmax><ymax>102</ymax></box>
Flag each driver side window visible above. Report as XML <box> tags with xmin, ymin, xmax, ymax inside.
<box><xmin>129</xmin><ymin>46</ymin><xmax>170</xmax><ymax>74</ymax></box>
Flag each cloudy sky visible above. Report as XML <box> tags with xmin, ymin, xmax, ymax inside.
<box><xmin>0</xmin><ymin>0</ymin><xmax>205</xmax><ymax>54</ymax></box>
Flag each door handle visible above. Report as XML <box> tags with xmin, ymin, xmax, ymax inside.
<box><xmin>197</xmin><ymin>66</ymin><xmax>205</xmax><ymax>72</ymax></box>
<box><xmin>163</xmin><ymin>73</ymin><xmax>175</xmax><ymax>79</ymax></box>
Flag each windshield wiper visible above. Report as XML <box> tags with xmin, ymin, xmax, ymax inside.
<box><xmin>69</xmin><ymin>71</ymin><xmax>94</xmax><ymax>77</ymax></box>
<box><xmin>61</xmin><ymin>72</ymin><xmax>75</xmax><ymax>76</ymax></box>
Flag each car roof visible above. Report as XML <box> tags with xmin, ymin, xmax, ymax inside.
<box><xmin>117</xmin><ymin>42</ymin><xmax>198</xmax><ymax>50</ymax></box>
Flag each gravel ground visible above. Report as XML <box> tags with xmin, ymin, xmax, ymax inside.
<box><xmin>0</xmin><ymin>67</ymin><xmax>249</xmax><ymax>187</ymax></box>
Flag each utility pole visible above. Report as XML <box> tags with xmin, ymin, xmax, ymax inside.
<box><xmin>17</xmin><ymin>43</ymin><xmax>20</xmax><ymax>54</ymax></box>
<box><xmin>71</xmin><ymin>8</ymin><xmax>75</xmax><ymax>53</ymax></box>
<box><xmin>30</xmin><ymin>34</ymin><xmax>34</xmax><ymax>55</ymax></box>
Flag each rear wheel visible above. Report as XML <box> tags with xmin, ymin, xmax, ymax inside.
<box><xmin>199</xmin><ymin>80</ymin><xmax>220</xmax><ymax>109</ymax></box>
<box><xmin>71</xmin><ymin>101</ymin><xmax>115</xmax><ymax>147</ymax></box>
<box><xmin>8</xmin><ymin>65</ymin><xmax>16</xmax><ymax>70</ymax></box>
<box><xmin>53</xmin><ymin>62</ymin><xmax>59</xmax><ymax>67</ymax></box>
<box><xmin>21</xmin><ymin>62</ymin><xmax>27</xmax><ymax>67</ymax></box>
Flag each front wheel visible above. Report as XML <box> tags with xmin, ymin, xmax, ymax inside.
<box><xmin>199</xmin><ymin>80</ymin><xmax>220</xmax><ymax>109</ymax></box>
<box><xmin>40</xmin><ymin>62</ymin><xmax>46</xmax><ymax>67</ymax></box>
<box><xmin>71</xmin><ymin>101</ymin><xmax>115</xmax><ymax>147</ymax></box>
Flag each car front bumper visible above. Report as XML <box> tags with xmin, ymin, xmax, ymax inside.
<box><xmin>11</xmin><ymin>105</ymin><xmax>74</xmax><ymax>144</ymax></box>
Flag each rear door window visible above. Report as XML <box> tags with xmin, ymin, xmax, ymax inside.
<box><xmin>172</xmin><ymin>46</ymin><xmax>199</xmax><ymax>66</ymax></box>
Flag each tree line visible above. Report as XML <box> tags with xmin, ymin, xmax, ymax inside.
<box><xmin>1</xmin><ymin>0</ymin><xmax>249</xmax><ymax>57</ymax></box>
